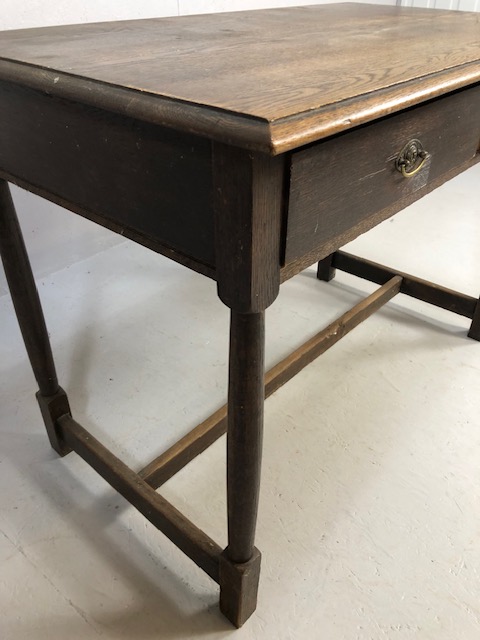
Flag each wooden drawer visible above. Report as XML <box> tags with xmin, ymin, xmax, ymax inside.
<box><xmin>284</xmin><ymin>85</ymin><xmax>480</xmax><ymax>266</ymax></box>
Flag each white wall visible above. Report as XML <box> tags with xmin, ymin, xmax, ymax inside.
<box><xmin>401</xmin><ymin>0</ymin><xmax>479</xmax><ymax>8</ymax></box>
<box><xmin>0</xmin><ymin>0</ymin><xmax>396</xmax><ymax>295</ymax></box>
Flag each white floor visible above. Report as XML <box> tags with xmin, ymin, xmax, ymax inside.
<box><xmin>1</xmin><ymin>165</ymin><xmax>479</xmax><ymax>640</ymax></box>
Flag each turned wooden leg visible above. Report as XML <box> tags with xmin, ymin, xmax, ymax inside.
<box><xmin>317</xmin><ymin>253</ymin><xmax>336</xmax><ymax>281</ymax></box>
<box><xmin>0</xmin><ymin>179</ymin><xmax>71</xmax><ymax>455</ymax></box>
<box><xmin>219</xmin><ymin>310</ymin><xmax>264</xmax><ymax>627</ymax></box>
<box><xmin>468</xmin><ymin>299</ymin><xmax>480</xmax><ymax>341</ymax></box>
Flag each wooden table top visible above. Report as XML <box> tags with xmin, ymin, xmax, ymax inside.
<box><xmin>0</xmin><ymin>3</ymin><xmax>479</xmax><ymax>153</ymax></box>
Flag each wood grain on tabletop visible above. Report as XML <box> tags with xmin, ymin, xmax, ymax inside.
<box><xmin>0</xmin><ymin>4</ymin><xmax>479</xmax><ymax>153</ymax></box>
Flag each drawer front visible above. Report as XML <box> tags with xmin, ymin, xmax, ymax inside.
<box><xmin>285</xmin><ymin>85</ymin><xmax>480</xmax><ymax>265</ymax></box>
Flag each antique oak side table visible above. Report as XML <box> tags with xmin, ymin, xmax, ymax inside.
<box><xmin>1</xmin><ymin>3</ymin><xmax>479</xmax><ymax>628</ymax></box>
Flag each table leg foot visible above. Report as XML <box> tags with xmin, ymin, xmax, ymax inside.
<box><xmin>36</xmin><ymin>387</ymin><xmax>72</xmax><ymax>456</ymax></box>
<box><xmin>468</xmin><ymin>299</ymin><xmax>480</xmax><ymax>341</ymax></box>
<box><xmin>219</xmin><ymin>547</ymin><xmax>261</xmax><ymax>628</ymax></box>
<box><xmin>317</xmin><ymin>253</ymin><xmax>336</xmax><ymax>282</ymax></box>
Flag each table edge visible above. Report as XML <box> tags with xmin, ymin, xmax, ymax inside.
<box><xmin>1</xmin><ymin>57</ymin><xmax>479</xmax><ymax>155</ymax></box>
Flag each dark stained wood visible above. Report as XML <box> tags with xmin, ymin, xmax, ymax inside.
<box><xmin>0</xmin><ymin>81</ymin><xmax>215</xmax><ymax>270</ymax></box>
<box><xmin>281</xmin><ymin>153</ymin><xmax>480</xmax><ymax>282</ymax></box>
<box><xmin>36</xmin><ymin>388</ymin><xmax>72</xmax><ymax>457</ymax></box>
<box><xmin>0</xmin><ymin>59</ymin><xmax>273</xmax><ymax>155</ymax></box>
<box><xmin>317</xmin><ymin>254</ymin><xmax>336</xmax><ymax>282</ymax></box>
<box><xmin>333</xmin><ymin>251</ymin><xmax>477</xmax><ymax>319</ymax></box>
<box><xmin>285</xmin><ymin>85</ymin><xmax>480</xmax><ymax>265</ymax></box>
<box><xmin>1</xmin><ymin>171</ymin><xmax>216</xmax><ymax>281</ymax></box>
<box><xmin>139</xmin><ymin>405</ymin><xmax>227</xmax><ymax>489</ymax></box>
<box><xmin>0</xmin><ymin>179</ymin><xmax>59</xmax><ymax>396</ymax></box>
<box><xmin>57</xmin><ymin>414</ymin><xmax>222</xmax><ymax>582</ymax></box>
<box><xmin>219</xmin><ymin>547</ymin><xmax>262</xmax><ymax>628</ymax></box>
<box><xmin>0</xmin><ymin>5</ymin><xmax>479</xmax><ymax>153</ymax></box>
<box><xmin>140</xmin><ymin>276</ymin><xmax>402</xmax><ymax>489</ymax></box>
<box><xmin>269</xmin><ymin>67</ymin><xmax>480</xmax><ymax>154</ymax></box>
<box><xmin>213</xmin><ymin>143</ymin><xmax>284</xmax><ymax>313</ymax></box>
<box><xmin>467</xmin><ymin>300</ymin><xmax>480</xmax><ymax>341</ymax></box>
<box><xmin>226</xmin><ymin>311</ymin><xmax>265</xmax><ymax>565</ymax></box>
<box><xmin>1</xmin><ymin>4</ymin><xmax>479</xmax><ymax>629</ymax></box>
<box><xmin>265</xmin><ymin>277</ymin><xmax>402</xmax><ymax>395</ymax></box>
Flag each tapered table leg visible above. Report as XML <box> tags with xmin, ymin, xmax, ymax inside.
<box><xmin>0</xmin><ymin>179</ymin><xmax>71</xmax><ymax>455</ymax></box>
<box><xmin>219</xmin><ymin>310</ymin><xmax>264</xmax><ymax>627</ymax></box>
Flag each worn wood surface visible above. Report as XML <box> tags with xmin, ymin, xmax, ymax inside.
<box><xmin>281</xmin><ymin>154</ymin><xmax>480</xmax><ymax>283</ymax></box>
<box><xmin>285</xmin><ymin>85</ymin><xmax>480</xmax><ymax>264</ymax></box>
<box><xmin>139</xmin><ymin>405</ymin><xmax>227</xmax><ymax>489</ymax></box>
<box><xmin>0</xmin><ymin>4</ymin><xmax>479</xmax><ymax>153</ymax></box>
<box><xmin>333</xmin><ymin>251</ymin><xmax>478</xmax><ymax>319</ymax></box>
<box><xmin>264</xmin><ymin>276</ymin><xmax>402</xmax><ymax>396</ymax></box>
<box><xmin>140</xmin><ymin>277</ymin><xmax>403</xmax><ymax>489</ymax></box>
<box><xmin>219</xmin><ymin>548</ymin><xmax>262</xmax><ymax>628</ymax></box>
<box><xmin>1</xmin><ymin>4</ymin><xmax>479</xmax><ymax>628</ymax></box>
<box><xmin>57</xmin><ymin>414</ymin><xmax>222</xmax><ymax>582</ymax></box>
<box><xmin>0</xmin><ymin>81</ymin><xmax>215</xmax><ymax>270</ymax></box>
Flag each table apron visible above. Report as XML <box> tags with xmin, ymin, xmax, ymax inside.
<box><xmin>0</xmin><ymin>80</ymin><xmax>216</xmax><ymax>274</ymax></box>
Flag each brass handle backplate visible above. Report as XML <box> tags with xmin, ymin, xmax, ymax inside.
<box><xmin>395</xmin><ymin>139</ymin><xmax>428</xmax><ymax>178</ymax></box>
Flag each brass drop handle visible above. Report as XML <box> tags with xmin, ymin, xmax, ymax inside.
<box><xmin>395</xmin><ymin>139</ymin><xmax>428</xmax><ymax>178</ymax></box>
